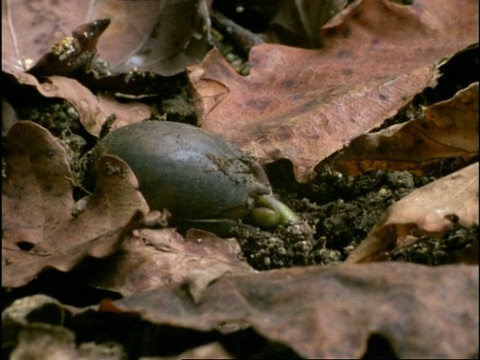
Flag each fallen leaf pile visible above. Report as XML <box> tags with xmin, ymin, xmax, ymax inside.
<box><xmin>3</xmin><ymin>263</ymin><xmax>478</xmax><ymax>358</ymax></box>
<box><xmin>2</xmin><ymin>0</ymin><xmax>478</xmax><ymax>358</ymax></box>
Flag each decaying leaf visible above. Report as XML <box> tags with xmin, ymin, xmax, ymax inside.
<box><xmin>334</xmin><ymin>82</ymin><xmax>479</xmax><ymax>174</ymax></box>
<box><xmin>346</xmin><ymin>162</ymin><xmax>479</xmax><ymax>263</ymax></box>
<box><xmin>2</xmin><ymin>0</ymin><xmax>211</xmax><ymax>78</ymax></box>
<box><xmin>2</xmin><ymin>294</ymin><xmax>126</xmax><ymax>359</ymax></box>
<box><xmin>189</xmin><ymin>0</ymin><xmax>478</xmax><ymax>182</ymax></box>
<box><xmin>3</xmin><ymin>73</ymin><xmax>150</xmax><ymax>136</ymax></box>
<box><xmin>2</xmin><ymin>121</ymin><xmax>75</xmax><ymax>246</ymax></box>
<box><xmin>108</xmin><ymin>262</ymin><xmax>479</xmax><ymax>358</ymax></box>
<box><xmin>2</xmin><ymin>121</ymin><xmax>149</xmax><ymax>288</ymax></box>
<box><xmin>86</xmin><ymin>228</ymin><xmax>255</xmax><ymax>297</ymax></box>
<box><xmin>1</xmin><ymin>0</ymin><xmax>89</xmax><ymax>73</ymax></box>
<box><xmin>27</xmin><ymin>19</ymin><xmax>111</xmax><ymax>77</ymax></box>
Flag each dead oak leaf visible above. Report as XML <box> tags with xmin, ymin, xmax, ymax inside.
<box><xmin>1</xmin><ymin>0</ymin><xmax>89</xmax><ymax>73</ymax></box>
<box><xmin>2</xmin><ymin>121</ymin><xmax>149</xmax><ymax>288</ymax></box>
<box><xmin>188</xmin><ymin>0</ymin><xmax>478</xmax><ymax>182</ymax></box>
<box><xmin>346</xmin><ymin>162</ymin><xmax>479</xmax><ymax>263</ymax></box>
<box><xmin>3</xmin><ymin>72</ymin><xmax>150</xmax><ymax>136</ymax></box>
<box><xmin>3</xmin><ymin>295</ymin><xmax>124</xmax><ymax>359</ymax></box>
<box><xmin>2</xmin><ymin>0</ymin><xmax>211</xmax><ymax>78</ymax></box>
<box><xmin>27</xmin><ymin>19</ymin><xmax>111</xmax><ymax>77</ymax></box>
<box><xmin>107</xmin><ymin>262</ymin><xmax>478</xmax><ymax>358</ymax></box>
<box><xmin>86</xmin><ymin>228</ymin><xmax>255</xmax><ymax>297</ymax></box>
<box><xmin>333</xmin><ymin>82</ymin><xmax>479</xmax><ymax>174</ymax></box>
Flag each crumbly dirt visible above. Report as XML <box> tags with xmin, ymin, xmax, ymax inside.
<box><xmin>233</xmin><ymin>166</ymin><xmax>433</xmax><ymax>269</ymax></box>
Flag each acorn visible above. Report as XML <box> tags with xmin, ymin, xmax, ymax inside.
<box><xmin>91</xmin><ymin>121</ymin><xmax>298</xmax><ymax>232</ymax></box>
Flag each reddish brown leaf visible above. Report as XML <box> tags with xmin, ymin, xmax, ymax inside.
<box><xmin>2</xmin><ymin>121</ymin><xmax>75</xmax><ymax>243</ymax></box>
<box><xmin>87</xmin><ymin>228</ymin><xmax>255</xmax><ymax>296</ymax></box>
<box><xmin>189</xmin><ymin>0</ymin><xmax>478</xmax><ymax>182</ymax></box>
<box><xmin>346</xmin><ymin>162</ymin><xmax>479</xmax><ymax>263</ymax></box>
<box><xmin>1</xmin><ymin>0</ymin><xmax>89</xmax><ymax>73</ymax></box>
<box><xmin>3</xmin><ymin>73</ymin><xmax>150</xmax><ymax>136</ymax></box>
<box><xmin>110</xmin><ymin>262</ymin><xmax>479</xmax><ymax>358</ymax></box>
<box><xmin>2</xmin><ymin>0</ymin><xmax>211</xmax><ymax>77</ymax></box>
<box><xmin>2</xmin><ymin>121</ymin><xmax>149</xmax><ymax>288</ymax></box>
<box><xmin>27</xmin><ymin>19</ymin><xmax>110</xmax><ymax>77</ymax></box>
<box><xmin>334</xmin><ymin>82</ymin><xmax>479</xmax><ymax>174</ymax></box>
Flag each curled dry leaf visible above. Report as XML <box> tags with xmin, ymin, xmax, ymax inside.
<box><xmin>108</xmin><ymin>262</ymin><xmax>478</xmax><ymax>358</ymax></box>
<box><xmin>1</xmin><ymin>0</ymin><xmax>88</xmax><ymax>73</ymax></box>
<box><xmin>3</xmin><ymin>73</ymin><xmax>150</xmax><ymax>136</ymax></box>
<box><xmin>346</xmin><ymin>162</ymin><xmax>479</xmax><ymax>263</ymax></box>
<box><xmin>27</xmin><ymin>19</ymin><xmax>111</xmax><ymax>77</ymax></box>
<box><xmin>2</xmin><ymin>0</ymin><xmax>211</xmax><ymax>77</ymax></box>
<box><xmin>86</xmin><ymin>228</ymin><xmax>254</xmax><ymax>297</ymax></box>
<box><xmin>2</xmin><ymin>121</ymin><xmax>149</xmax><ymax>288</ymax></box>
<box><xmin>2</xmin><ymin>121</ymin><xmax>75</xmax><ymax>247</ymax></box>
<box><xmin>334</xmin><ymin>82</ymin><xmax>479</xmax><ymax>174</ymax></box>
<box><xmin>189</xmin><ymin>0</ymin><xmax>478</xmax><ymax>182</ymax></box>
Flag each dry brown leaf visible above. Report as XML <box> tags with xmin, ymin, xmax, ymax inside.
<box><xmin>1</xmin><ymin>0</ymin><xmax>89</xmax><ymax>73</ymax></box>
<box><xmin>2</xmin><ymin>0</ymin><xmax>211</xmax><ymax>77</ymax></box>
<box><xmin>189</xmin><ymin>0</ymin><xmax>478</xmax><ymax>182</ymax></box>
<box><xmin>3</xmin><ymin>294</ymin><xmax>125</xmax><ymax>359</ymax></box>
<box><xmin>108</xmin><ymin>262</ymin><xmax>479</xmax><ymax>358</ymax></box>
<box><xmin>27</xmin><ymin>19</ymin><xmax>110</xmax><ymax>77</ymax></box>
<box><xmin>346</xmin><ymin>162</ymin><xmax>479</xmax><ymax>263</ymax></box>
<box><xmin>2</xmin><ymin>121</ymin><xmax>149</xmax><ymax>288</ymax></box>
<box><xmin>2</xmin><ymin>121</ymin><xmax>76</xmax><ymax>246</ymax></box>
<box><xmin>334</xmin><ymin>82</ymin><xmax>479</xmax><ymax>174</ymax></box>
<box><xmin>3</xmin><ymin>73</ymin><xmax>150</xmax><ymax>136</ymax></box>
<box><xmin>86</xmin><ymin>228</ymin><xmax>255</xmax><ymax>296</ymax></box>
